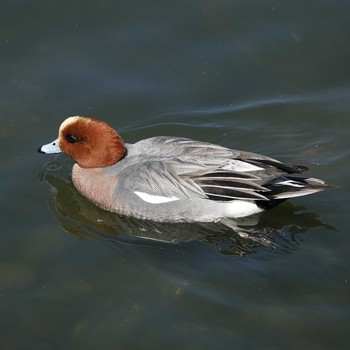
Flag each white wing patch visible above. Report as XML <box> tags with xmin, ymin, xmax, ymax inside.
<box><xmin>222</xmin><ymin>160</ymin><xmax>262</xmax><ymax>172</ymax></box>
<box><xmin>134</xmin><ymin>191</ymin><xmax>179</xmax><ymax>204</ymax></box>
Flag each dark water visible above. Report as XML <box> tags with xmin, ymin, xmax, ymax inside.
<box><xmin>1</xmin><ymin>1</ymin><xmax>350</xmax><ymax>349</ymax></box>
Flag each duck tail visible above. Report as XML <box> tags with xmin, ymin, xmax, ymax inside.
<box><xmin>257</xmin><ymin>176</ymin><xmax>328</xmax><ymax>209</ymax></box>
<box><xmin>271</xmin><ymin>176</ymin><xmax>328</xmax><ymax>199</ymax></box>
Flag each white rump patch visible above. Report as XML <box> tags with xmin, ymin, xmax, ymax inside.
<box><xmin>224</xmin><ymin>200</ymin><xmax>263</xmax><ymax>218</ymax></box>
<box><xmin>134</xmin><ymin>191</ymin><xmax>179</xmax><ymax>204</ymax></box>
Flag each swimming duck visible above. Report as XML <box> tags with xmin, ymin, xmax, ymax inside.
<box><xmin>38</xmin><ymin>116</ymin><xmax>327</xmax><ymax>222</ymax></box>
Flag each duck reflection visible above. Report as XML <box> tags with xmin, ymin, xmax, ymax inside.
<box><xmin>38</xmin><ymin>156</ymin><xmax>334</xmax><ymax>256</ymax></box>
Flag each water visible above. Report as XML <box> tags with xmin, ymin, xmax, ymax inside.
<box><xmin>1</xmin><ymin>1</ymin><xmax>350</xmax><ymax>349</ymax></box>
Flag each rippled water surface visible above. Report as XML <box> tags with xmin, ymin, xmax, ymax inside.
<box><xmin>1</xmin><ymin>1</ymin><xmax>350</xmax><ymax>349</ymax></box>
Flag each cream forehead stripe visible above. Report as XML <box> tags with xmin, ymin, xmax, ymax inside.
<box><xmin>58</xmin><ymin>116</ymin><xmax>91</xmax><ymax>136</ymax></box>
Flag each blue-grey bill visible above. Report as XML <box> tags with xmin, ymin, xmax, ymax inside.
<box><xmin>38</xmin><ymin>138</ymin><xmax>61</xmax><ymax>154</ymax></box>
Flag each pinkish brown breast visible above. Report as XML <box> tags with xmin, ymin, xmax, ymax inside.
<box><xmin>71</xmin><ymin>164</ymin><xmax>120</xmax><ymax>212</ymax></box>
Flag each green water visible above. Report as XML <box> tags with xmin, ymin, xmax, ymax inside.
<box><xmin>1</xmin><ymin>1</ymin><xmax>350</xmax><ymax>349</ymax></box>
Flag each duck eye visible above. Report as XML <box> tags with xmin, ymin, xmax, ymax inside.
<box><xmin>66</xmin><ymin>133</ymin><xmax>79</xmax><ymax>143</ymax></box>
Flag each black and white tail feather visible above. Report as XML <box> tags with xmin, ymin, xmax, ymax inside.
<box><xmin>191</xmin><ymin>163</ymin><xmax>327</xmax><ymax>209</ymax></box>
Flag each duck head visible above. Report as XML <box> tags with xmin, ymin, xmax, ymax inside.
<box><xmin>38</xmin><ymin>116</ymin><xmax>126</xmax><ymax>168</ymax></box>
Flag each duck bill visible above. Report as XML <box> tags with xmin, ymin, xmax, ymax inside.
<box><xmin>38</xmin><ymin>138</ymin><xmax>61</xmax><ymax>154</ymax></box>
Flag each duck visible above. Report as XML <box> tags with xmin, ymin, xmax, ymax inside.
<box><xmin>38</xmin><ymin>116</ymin><xmax>327</xmax><ymax>223</ymax></box>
